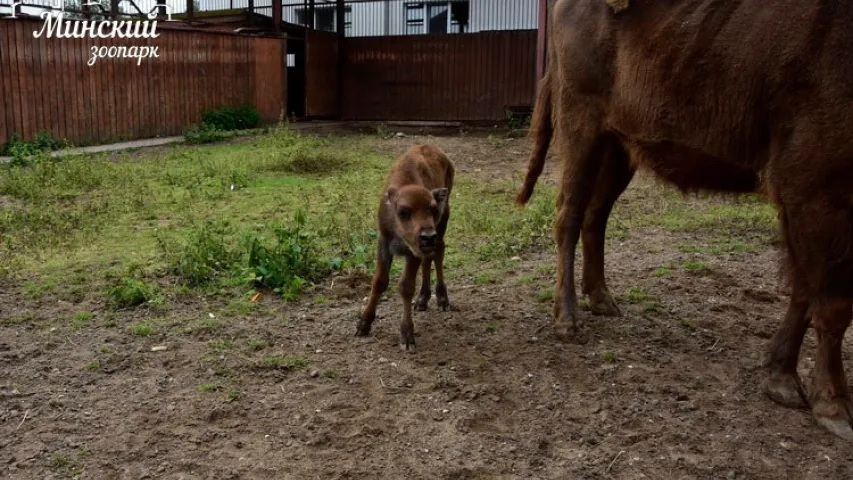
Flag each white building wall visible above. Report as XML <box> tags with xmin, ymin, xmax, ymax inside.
<box><xmin>284</xmin><ymin>0</ymin><xmax>539</xmax><ymax>37</ymax></box>
<box><xmin>469</xmin><ymin>0</ymin><xmax>538</xmax><ymax>32</ymax></box>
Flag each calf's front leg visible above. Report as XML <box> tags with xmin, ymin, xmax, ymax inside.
<box><xmin>356</xmin><ymin>237</ymin><xmax>392</xmax><ymax>337</ymax></box>
<box><xmin>399</xmin><ymin>254</ymin><xmax>422</xmax><ymax>352</ymax></box>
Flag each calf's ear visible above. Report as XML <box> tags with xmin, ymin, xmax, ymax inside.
<box><xmin>384</xmin><ymin>186</ymin><xmax>398</xmax><ymax>206</ymax></box>
<box><xmin>431</xmin><ymin>188</ymin><xmax>449</xmax><ymax>208</ymax></box>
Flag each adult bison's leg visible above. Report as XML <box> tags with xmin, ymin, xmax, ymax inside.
<box><xmin>810</xmin><ymin>299</ymin><xmax>853</xmax><ymax>440</ymax></box>
<box><xmin>763</xmin><ymin>281</ymin><xmax>810</xmax><ymax>409</ymax></box>
<box><xmin>553</xmin><ymin>113</ymin><xmax>606</xmax><ymax>343</ymax></box>
<box><xmin>581</xmin><ymin>140</ymin><xmax>634</xmax><ymax>317</ymax></box>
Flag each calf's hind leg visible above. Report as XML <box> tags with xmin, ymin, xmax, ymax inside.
<box><xmin>581</xmin><ymin>139</ymin><xmax>634</xmax><ymax>317</ymax></box>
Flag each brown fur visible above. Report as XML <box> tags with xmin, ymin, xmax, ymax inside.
<box><xmin>356</xmin><ymin>145</ymin><xmax>455</xmax><ymax>352</ymax></box>
<box><xmin>518</xmin><ymin>0</ymin><xmax>853</xmax><ymax>439</ymax></box>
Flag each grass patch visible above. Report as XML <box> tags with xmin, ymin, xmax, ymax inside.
<box><xmin>536</xmin><ymin>287</ymin><xmax>554</xmax><ymax>303</ymax></box>
<box><xmin>71</xmin><ymin>312</ymin><xmax>94</xmax><ymax>329</ymax></box>
<box><xmin>199</xmin><ymin>383</ymin><xmax>222</xmax><ymax>392</ymax></box>
<box><xmin>261</xmin><ymin>355</ymin><xmax>309</xmax><ymax>370</ymax></box>
<box><xmin>105</xmin><ymin>276</ymin><xmax>162</xmax><ymax>309</ymax></box>
<box><xmin>602</xmin><ymin>351</ymin><xmax>616</xmax><ymax>363</ymax></box>
<box><xmin>683</xmin><ymin>261</ymin><xmax>712</xmax><ymax>274</ymax></box>
<box><xmin>128</xmin><ymin>322</ymin><xmax>155</xmax><ymax>337</ymax></box>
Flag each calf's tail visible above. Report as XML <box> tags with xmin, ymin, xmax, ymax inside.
<box><xmin>516</xmin><ymin>72</ymin><xmax>553</xmax><ymax>206</ymax></box>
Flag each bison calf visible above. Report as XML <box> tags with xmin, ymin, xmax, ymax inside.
<box><xmin>356</xmin><ymin>144</ymin><xmax>455</xmax><ymax>352</ymax></box>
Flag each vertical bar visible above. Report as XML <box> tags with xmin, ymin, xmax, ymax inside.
<box><xmin>536</xmin><ymin>0</ymin><xmax>547</xmax><ymax>81</ymax></box>
<box><xmin>273</xmin><ymin>0</ymin><xmax>282</xmax><ymax>32</ymax></box>
<box><xmin>110</xmin><ymin>0</ymin><xmax>119</xmax><ymax>18</ymax></box>
<box><xmin>336</xmin><ymin>0</ymin><xmax>345</xmax><ymax>118</ymax></box>
<box><xmin>248</xmin><ymin>0</ymin><xmax>254</xmax><ymax>25</ymax></box>
<box><xmin>308</xmin><ymin>0</ymin><xmax>315</xmax><ymax>29</ymax></box>
<box><xmin>186</xmin><ymin>0</ymin><xmax>195</xmax><ymax>21</ymax></box>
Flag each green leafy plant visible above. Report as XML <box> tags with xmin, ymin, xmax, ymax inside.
<box><xmin>201</xmin><ymin>105</ymin><xmax>261</xmax><ymax>131</ymax></box>
<box><xmin>243</xmin><ymin>212</ymin><xmax>328</xmax><ymax>300</ymax></box>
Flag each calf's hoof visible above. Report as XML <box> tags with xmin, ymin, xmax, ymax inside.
<box><xmin>554</xmin><ymin>314</ymin><xmax>589</xmax><ymax>345</ymax></box>
<box><xmin>762</xmin><ymin>372</ymin><xmax>808</xmax><ymax>409</ymax></box>
<box><xmin>812</xmin><ymin>397</ymin><xmax>853</xmax><ymax>441</ymax></box>
<box><xmin>589</xmin><ymin>292</ymin><xmax>622</xmax><ymax>317</ymax></box>
<box><xmin>400</xmin><ymin>325</ymin><xmax>417</xmax><ymax>353</ymax></box>
<box><xmin>414</xmin><ymin>292</ymin><xmax>430</xmax><ymax>311</ymax></box>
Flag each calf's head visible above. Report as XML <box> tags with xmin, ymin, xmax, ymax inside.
<box><xmin>385</xmin><ymin>185</ymin><xmax>448</xmax><ymax>258</ymax></box>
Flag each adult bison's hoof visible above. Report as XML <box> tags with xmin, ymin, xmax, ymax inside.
<box><xmin>763</xmin><ymin>373</ymin><xmax>809</xmax><ymax>409</ymax></box>
<box><xmin>355</xmin><ymin>317</ymin><xmax>373</xmax><ymax>337</ymax></box>
<box><xmin>813</xmin><ymin>398</ymin><xmax>853</xmax><ymax>441</ymax></box>
<box><xmin>399</xmin><ymin>325</ymin><xmax>417</xmax><ymax>353</ymax></box>
<box><xmin>589</xmin><ymin>292</ymin><xmax>622</xmax><ymax>317</ymax></box>
<box><xmin>414</xmin><ymin>292</ymin><xmax>430</xmax><ymax>311</ymax></box>
<box><xmin>554</xmin><ymin>315</ymin><xmax>589</xmax><ymax>344</ymax></box>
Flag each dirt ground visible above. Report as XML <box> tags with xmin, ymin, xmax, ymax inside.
<box><xmin>3</xmin><ymin>132</ymin><xmax>853</xmax><ymax>479</ymax></box>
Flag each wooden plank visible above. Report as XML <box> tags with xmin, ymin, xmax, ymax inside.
<box><xmin>14</xmin><ymin>22</ymin><xmax>33</xmax><ymax>140</ymax></box>
<box><xmin>0</xmin><ymin>26</ymin><xmax>9</xmax><ymax>144</ymax></box>
<box><xmin>67</xmin><ymin>34</ymin><xmax>82</xmax><ymax>144</ymax></box>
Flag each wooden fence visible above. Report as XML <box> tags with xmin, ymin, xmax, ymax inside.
<box><xmin>340</xmin><ymin>30</ymin><xmax>537</xmax><ymax>121</ymax></box>
<box><xmin>0</xmin><ymin>18</ymin><xmax>285</xmax><ymax>147</ymax></box>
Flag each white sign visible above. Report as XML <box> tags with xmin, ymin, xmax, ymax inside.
<box><xmin>5</xmin><ymin>0</ymin><xmax>176</xmax><ymax>66</ymax></box>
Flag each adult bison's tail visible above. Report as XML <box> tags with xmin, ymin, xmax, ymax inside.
<box><xmin>516</xmin><ymin>73</ymin><xmax>553</xmax><ymax>206</ymax></box>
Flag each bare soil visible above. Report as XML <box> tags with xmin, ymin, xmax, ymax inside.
<box><xmin>3</xmin><ymin>134</ymin><xmax>853</xmax><ymax>479</ymax></box>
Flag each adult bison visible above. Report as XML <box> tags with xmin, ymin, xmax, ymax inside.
<box><xmin>517</xmin><ymin>0</ymin><xmax>853</xmax><ymax>440</ymax></box>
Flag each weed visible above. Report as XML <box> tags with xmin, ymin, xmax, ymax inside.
<box><xmin>475</xmin><ymin>273</ymin><xmax>496</xmax><ymax>285</ymax></box>
<box><xmin>515</xmin><ymin>275</ymin><xmax>534</xmax><ymax>286</ymax></box>
<box><xmin>244</xmin><ymin>212</ymin><xmax>328</xmax><ymax>300</ymax></box>
<box><xmin>536</xmin><ymin>287</ymin><xmax>554</xmax><ymax>303</ymax></box>
<box><xmin>71</xmin><ymin>312</ymin><xmax>94</xmax><ymax>329</ymax></box>
<box><xmin>210</xmin><ymin>339</ymin><xmax>234</xmax><ymax>351</ymax></box>
<box><xmin>48</xmin><ymin>454</ymin><xmax>72</xmax><ymax>470</ymax></box>
<box><xmin>623</xmin><ymin>286</ymin><xmax>654</xmax><ymax>304</ymax></box>
<box><xmin>244</xmin><ymin>338</ymin><xmax>268</xmax><ymax>351</ymax></box>
<box><xmin>486</xmin><ymin>323</ymin><xmax>498</xmax><ymax>333</ymax></box>
<box><xmin>262</xmin><ymin>355</ymin><xmax>309</xmax><ymax>370</ymax></box>
<box><xmin>679</xmin><ymin>318</ymin><xmax>697</xmax><ymax>330</ymax></box>
<box><xmin>158</xmin><ymin>220</ymin><xmax>242</xmax><ymax>286</ymax></box>
<box><xmin>85</xmin><ymin>360</ymin><xmax>100</xmax><ymax>371</ymax></box>
<box><xmin>225</xmin><ymin>390</ymin><xmax>245</xmax><ymax>402</ymax></box>
<box><xmin>324</xmin><ymin>370</ymin><xmax>340</xmax><ymax>379</ymax></box>
<box><xmin>128</xmin><ymin>322</ymin><xmax>155</xmax><ymax>337</ymax></box>
<box><xmin>603</xmin><ymin>351</ymin><xmax>616</xmax><ymax>363</ymax></box>
<box><xmin>105</xmin><ymin>276</ymin><xmax>162</xmax><ymax>309</ymax></box>
<box><xmin>652</xmin><ymin>265</ymin><xmax>673</xmax><ymax>277</ymax></box>
<box><xmin>202</xmin><ymin>105</ymin><xmax>260</xmax><ymax>131</ymax></box>
<box><xmin>683</xmin><ymin>261</ymin><xmax>712</xmax><ymax>274</ymax></box>
<box><xmin>98</xmin><ymin>344</ymin><xmax>116</xmax><ymax>354</ymax></box>
<box><xmin>199</xmin><ymin>383</ymin><xmax>222</xmax><ymax>393</ymax></box>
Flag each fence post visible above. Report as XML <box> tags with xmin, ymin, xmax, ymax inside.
<box><xmin>536</xmin><ymin>0</ymin><xmax>548</xmax><ymax>82</ymax></box>
<box><xmin>272</xmin><ymin>0</ymin><xmax>281</xmax><ymax>32</ymax></box>
<box><xmin>110</xmin><ymin>0</ymin><xmax>119</xmax><ymax>18</ymax></box>
<box><xmin>336</xmin><ymin>0</ymin><xmax>345</xmax><ymax>119</ymax></box>
<box><xmin>247</xmin><ymin>0</ymin><xmax>254</xmax><ymax>25</ymax></box>
<box><xmin>186</xmin><ymin>0</ymin><xmax>195</xmax><ymax>21</ymax></box>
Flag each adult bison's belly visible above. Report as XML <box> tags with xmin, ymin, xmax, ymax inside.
<box><xmin>623</xmin><ymin>139</ymin><xmax>760</xmax><ymax>194</ymax></box>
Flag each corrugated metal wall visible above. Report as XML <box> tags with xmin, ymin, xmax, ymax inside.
<box><xmin>340</xmin><ymin>30</ymin><xmax>536</xmax><ymax>121</ymax></box>
<box><xmin>0</xmin><ymin>19</ymin><xmax>285</xmax><ymax>146</ymax></box>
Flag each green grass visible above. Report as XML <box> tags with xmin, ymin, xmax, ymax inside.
<box><xmin>198</xmin><ymin>383</ymin><xmax>222</xmax><ymax>392</ymax></box>
<box><xmin>0</xmin><ymin>124</ymin><xmax>559</xmax><ymax>302</ymax></box>
<box><xmin>261</xmin><ymin>355</ymin><xmax>309</xmax><ymax>370</ymax></box>
<box><xmin>128</xmin><ymin>322</ymin><xmax>155</xmax><ymax>337</ymax></box>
